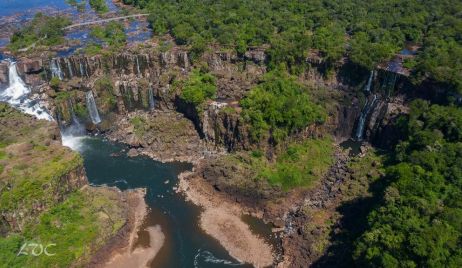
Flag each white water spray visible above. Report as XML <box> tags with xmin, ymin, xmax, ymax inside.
<box><xmin>86</xmin><ymin>90</ymin><xmax>101</xmax><ymax>124</ymax></box>
<box><xmin>0</xmin><ymin>61</ymin><xmax>53</xmax><ymax>121</ymax></box>
<box><xmin>136</xmin><ymin>55</ymin><xmax>141</xmax><ymax>75</ymax></box>
<box><xmin>50</xmin><ymin>58</ymin><xmax>63</xmax><ymax>80</ymax></box>
<box><xmin>193</xmin><ymin>249</ymin><xmax>242</xmax><ymax>267</ymax></box>
<box><xmin>66</xmin><ymin>58</ymin><xmax>73</xmax><ymax>78</ymax></box>
<box><xmin>148</xmin><ymin>86</ymin><xmax>155</xmax><ymax>109</ymax></box>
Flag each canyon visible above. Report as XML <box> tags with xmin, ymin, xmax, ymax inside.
<box><xmin>0</xmin><ymin>41</ymin><xmax>415</xmax><ymax>267</ymax></box>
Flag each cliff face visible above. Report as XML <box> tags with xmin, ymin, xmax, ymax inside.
<box><xmin>0</xmin><ymin>165</ymin><xmax>87</xmax><ymax>234</ymax></box>
<box><xmin>10</xmin><ymin>46</ymin><xmax>413</xmax><ymax>150</ymax></box>
<box><xmin>0</xmin><ymin>103</ymin><xmax>86</xmax><ymax>234</ymax></box>
<box><xmin>13</xmin><ymin>47</ymin><xmax>269</xmax><ymax>150</ymax></box>
<box><xmin>0</xmin><ymin>103</ymin><xmax>143</xmax><ymax>268</ymax></box>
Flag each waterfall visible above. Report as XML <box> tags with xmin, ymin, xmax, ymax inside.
<box><xmin>136</xmin><ymin>56</ymin><xmax>141</xmax><ymax>76</ymax></box>
<box><xmin>355</xmin><ymin>95</ymin><xmax>378</xmax><ymax>141</ymax></box>
<box><xmin>84</xmin><ymin>59</ymin><xmax>89</xmax><ymax>77</ymax></box>
<box><xmin>364</xmin><ymin>70</ymin><xmax>374</xmax><ymax>92</ymax></box>
<box><xmin>79</xmin><ymin>60</ymin><xmax>84</xmax><ymax>77</ymax></box>
<box><xmin>66</xmin><ymin>58</ymin><xmax>73</xmax><ymax>78</ymax></box>
<box><xmin>68</xmin><ymin>100</ymin><xmax>86</xmax><ymax>135</ymax></box>
<box><xmin>61</xmin><ymin>99</ymin><xmax>88</xmax><ymax>150</ymax></box>
<box><xmin>0</xmin><ymin>61</ymin><xmax>53</xmax><ymax>121</ymax></box>
<box><xmin>85</xmin><ymin>91</ymin><xmax>101</xmax><ymax>124</ymax></box>
<box><xmin>51</xmin><ymin>59</ymin><xmax>64</xmax><ymax>80</ymax></box>
<box><xmin>148</xmin><ymin>86</ymin><xmax>155</xmax><ymax>109</ymax></box>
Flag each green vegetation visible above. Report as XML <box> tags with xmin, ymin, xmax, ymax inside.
<box><xmin>0</xmin><ymin>104</ymin><xmax>127</xmax><ymax>268</ymax></box>
<box><xmin>83</xmin><ymin>43</ymin><xmax>103</xmax><ymax>56</ymax></box>
<box><xmin>0</xmin><ymin>104</ymin><xmax>83</xmax><ymax>212</ymax></box>
<box><xmin>240</xmin><ymin>71</ymin><xmax>326</xmax><ymax>143</ymax></box>
<box><xmin>259</xmin><ymin>138</ymin><xmax>334</xmax><ymax>190</ymax></box>
<box><xmin>354</xmin><ymin>100</ymin><xmax>462</xmax><ymax>267</ymax></box>
<box><xmin>224</xmin><ymin>137</ymin><xmax>334</xmax><ymax>191</ymax></box>
<box><xmin>123</xmin><ymin>0</ymin><xmax>461</xmax><ymax>92</ymax></box>
<box><xmin>49</xmin><ymin>77</ymin><xmax>60</xmax><ymax>90</ymax></box>
<box><xmin>94</xmin><ymin>76</ymin><xmax>117</xmax><ymax>112</ymax></box>
<box><xmin>0</xmin><ymin>188</ymin><xmax>126</xmax><ymax>268</ymax></box>
<box><xmin>89</xmin><ymin>0</ymin><xmax>109</xmax><ymax>14</ymax></box>
<box><xmin>130</xmin><ymin>115</ymin><xmax>147</xmax><ymax>137</ymax></box>
<box><xmin>90</xmin><ymin>22</ymin><xmax>127</xmax><ymax>50</ymax></box>
<box><xmin>66</xmin><ymin>0</ymin><xmax>86</xmax><ymax>12</ymax></box>
<box><xmin>9</xmin><ymin>13</ymin><xmax>71</xmax><ymax>51</ymax></box>
<box><xmin>179</xmin><ymin>69</ymin><xmax>217</xmax><ymax>108</ymax></box>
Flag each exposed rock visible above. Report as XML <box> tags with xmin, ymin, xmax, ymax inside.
<box><xmin>368</xmin><ymin>96</ymin><xmax>410</xmax><ymax>147</ymax></box>
<box><xmin>106</xmin><ymin>110</ymin><xmax>214</xmax><ymax>163</ymax></box>
<box><xmin>244</xmin><ymin>47</ymin><xmax>267</xmax><ymax>64</ymax></box>
<box><xmin>201</xmin><ymin>154</ymin><xmax>284</xmax><ymax>207</ymax></box>
<box><xmin>0</xmin><ymin>61</ymin><xmax>8</xmax><ymax>84</ymax></box>
<box><xmin>16</xmin><ymin>58</ymin><xmax>43</xmax><ymax>74</ymax></box>
<box><xmin>127</xmin><ymin>148</ymin><xmax>139</xmax><ymax>157</ymax></box>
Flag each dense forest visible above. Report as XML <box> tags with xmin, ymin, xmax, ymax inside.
<box><xmin>4</xmin><ymin>0</ymin><xmax>461</xmax><ymax>267</ymax></box>
<box><xmin>123</xmin><ymin>0</ymin><xmax>462</xmax><ymax>94</ymax></box>
<box><xmin>118</xmin><ymin>0</ymin><xmax>462</xmax><ymax>266</ymax></box>
<box><xmin>355</xmin><ymin>101</ymin><xmax>462</xmax><ymax>267</ymax></box>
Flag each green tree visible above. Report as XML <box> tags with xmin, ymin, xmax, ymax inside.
<box><xmin>240</xmin><ymin>70</ymin><xmax>326</xmax><ymax>142</ymax></box>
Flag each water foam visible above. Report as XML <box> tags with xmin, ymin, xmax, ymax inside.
<box><xmin>0</xmin><ymin>61</ymin><xmax>53</xmax><ymax>121</ymax></box>
<box><xmin>193</xmin><ymin>249</ymin><xmax>242</xmax><ymax>267</ymax></box>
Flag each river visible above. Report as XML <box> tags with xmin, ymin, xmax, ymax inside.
<box><xmin>68</xmin><ymin>136</ymin><xmax>265</xmax><ymax>267</ymax></box>
<box><xmin>0</xmin><ymin>57</ymin><xmax>276</xmax><ymax>267</ymax></box>
<box><xmin>0</xmin><ymin>1</ymin><xmax>277</xmax><ymax>265</ymax></box>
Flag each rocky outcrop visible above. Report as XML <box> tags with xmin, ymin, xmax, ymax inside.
<box><xmin>105</xmin><ymin>110</ymin><xmax>211</xmax><ymax>163</ymax></box>
<box><xmin>0</xmin><ymin>61</ymin><xmax>8</xmax><ymax>84</ymax></box>
<box><xmin>201</xmin><ymin>101</ymin><xmax>251</xmax><ymax>151</ymax></box>
<box><xmin>369</xmin><ymin>96</ymin><xmax>410</xmax><ymax>147</ymax></box>
<box><xmin>1</xmin><ymin>165</ymin><xmax>87</xmax><ymax>233</ymax></box>
<box><xmin>330</xmin><ymin>101</ymin><xmax>362</xmax><ymax>139</ymax></box>
<box><xmin>201</xmin><ymin>155</ymin><xmax>284</xmax><ymax>207</ymax></box>
<box><xmin>16</xmin><ymin>58</ymin><xmax>43</xmax><ymax>74</ymax></box>
<box><xmin>11</xmin><ymin>44</ymin><xmax>414</xmax><ymax>149</ymax></box>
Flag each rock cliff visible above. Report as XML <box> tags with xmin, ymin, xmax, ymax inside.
<box><xmin>5</xmin><ymin>45</ymin><xmax>415</xmax><ymax>152</ymax></box>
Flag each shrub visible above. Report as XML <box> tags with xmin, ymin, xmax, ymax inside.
<box><xmin>9</xmin><ymin>13</ymin><xmax>71</xmax><ymax>51</ymax></box>
<box><xmin>179</xmin><ymin>69</ymin><xmax>217</xmax><ymax>107</ymax></box>
<box><xmin>240</xmin><ymin>70</ymin><xmax>326</xmax><ymax>143</ymax></box>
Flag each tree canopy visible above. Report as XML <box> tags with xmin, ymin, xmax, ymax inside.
<box><xmin>240</xmin><ymin>71</ymin><xmax>326</xmax><ymax>143</ymax></box>
<box><xmin>9</xmin><ymin>13</ymin><xmax>71</xmax><ymax>51</ymax></box>
<box><xmin>354</xmin><ymin>100</ymin><xmax>462</xmax><ymax>267</ymax></box>
<box><xmin>122</xmin><ymin>0</ymin><xmax>461</xmax><ymax>92</ymax></box>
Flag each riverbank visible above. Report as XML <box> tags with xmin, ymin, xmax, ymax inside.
<box><xmin>178</xmin><ymin>169</ymin><xmax>275</xmax><ymax>268</ymax></box>
<box><xmin>88</xmin><ymin>188</ymin><xmax>161</xmax><ymax>268</ymax></box>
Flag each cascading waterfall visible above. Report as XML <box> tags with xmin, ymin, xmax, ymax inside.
<box><xmin>61</xmin><ymin>99</ymin><xmax>87</xmax><ymax>150</ymax></box>
<box><xmin>66</xmin><ymin>58</ymin><xmax>73</xmax><ymax>78</ymax></box>
<box><xmin>136</xmin><ymin>56</ymin><xmax>141</xmax><ymax>76</ymax></box>
<box><xmin>79</xmin><ymin>60</ymin><xmax>84</xmax><ymax>77</ymax></box>
<box><xmin>85</xmin><ymin>91</ymin><xmax>101</xmax><ymax>124</ymax></box>
<box><xmin>364</xmin><ymin>70</ymin><xmax>374</xmax><ymax>92</ymax></box>
<box><xmin>355</xmin><ymin>94</ymin><xmax>378</xmax><ymax>141</ymax></box>
<box><xmin>69</xmin><ymin>100</ymin><xmax>86</xmax><ymax>135</ymax></box>
<box><xmin>148</xmin><ymin>86</ymin><xmax>155</xmax><ymax>109</ymax></box>
<box><xmin>51</xmin><ymin>58</ymin><xmax>64</xmax><ymax>80</ymax></box>
<box><xmin>0</xmin><ymin>61</ymin><xmax>53</xmax><ymax>121</ymax></box>
<box><xmin>85</xmin><ymin>60</ymin><xmax>89</xmax><ymax>77</ymax></box>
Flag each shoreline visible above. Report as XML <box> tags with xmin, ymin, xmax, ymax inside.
<box><xmin>178</xmin><ymin>169</ymin><xmax>275</xmax><ymax>268</ymax></box>
<box><xmin>98</xmin><ymin>110</ymin><xmax>279</xmax><ymax>267</ymax></box>
<box><xmin>87</xmin><ymin>188</ymin><xmax>165</xmax><ymax>268</ymax></box>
